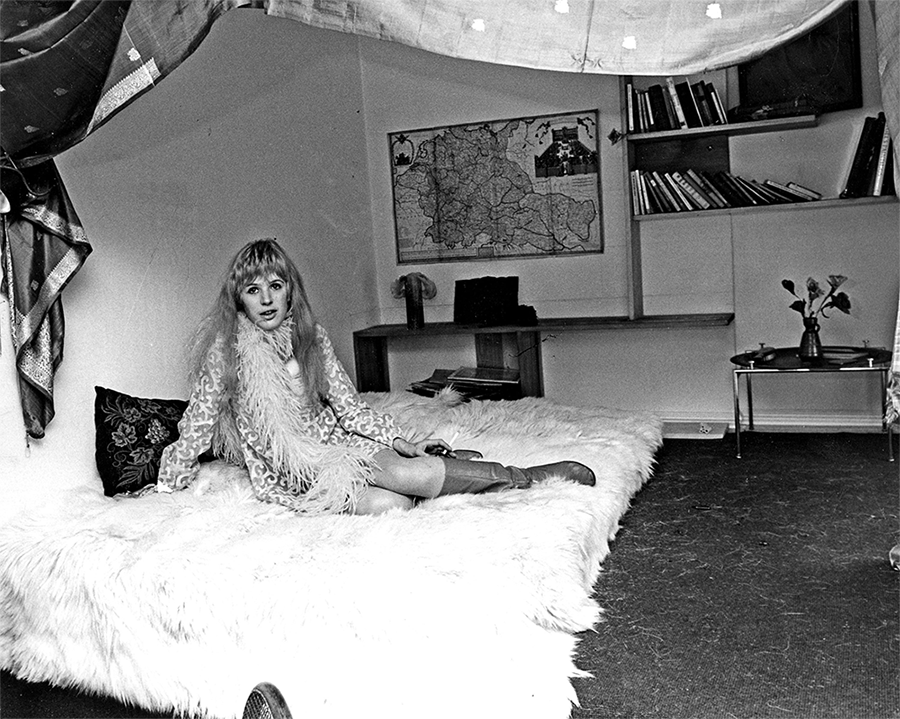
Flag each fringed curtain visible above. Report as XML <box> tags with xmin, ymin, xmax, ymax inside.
<box><xmin>1</xmin><ymin>0</ymin><xmax>896</xmax><ymax>438</ymax></box>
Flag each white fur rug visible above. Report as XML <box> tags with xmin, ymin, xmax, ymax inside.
<box><xmin>0</xmin><ymin>392</ymin><xmax>661</xmax><ymax>719</ymax></box>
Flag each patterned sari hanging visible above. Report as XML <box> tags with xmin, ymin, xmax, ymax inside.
<box><xmin>0</xmin><ymin>161</ymin><xmax>91</xmax><ymax>438</ymax></box>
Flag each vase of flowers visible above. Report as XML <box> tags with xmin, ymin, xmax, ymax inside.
<box><xmin>782</xmin><ymin>275</ymin><xmax>852</xmax><ymax>363</ymax></box>
<box><xmin>798</xmin><ymin>315</ymin><xmax>823</xmax><ymax>362</ymax></box>
<box><xmin>391</xmin><ymin>272</ymin><xmax>437</xmax><ymax>330</ymax></box>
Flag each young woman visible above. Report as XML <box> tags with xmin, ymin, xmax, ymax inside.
<box><xmin>157</xmin><ymin>238</ymin><xmax>595</xmax><ymax>515</ymax></box>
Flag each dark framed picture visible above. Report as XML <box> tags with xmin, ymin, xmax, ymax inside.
<box><xmin>738</xmin><ymin>1</ymin><xmax>861</xmax><ymax>115</ymax></box>
<box><xmin>389</xmin><ymin>109</ymin><xmax>603</xmax><ymax>264</ymax></box>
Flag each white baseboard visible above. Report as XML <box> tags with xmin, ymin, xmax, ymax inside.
<box><xmin>662</xmin><ymin>411</ymin><xmax>889</xmax><ymax>436</ymax></box>
<box><xmin>663</xmin><ymin>421</ymin><xmax>729</xmax><ymax>439</ymax></box>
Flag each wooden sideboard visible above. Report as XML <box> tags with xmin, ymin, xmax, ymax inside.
<box><xmin>353</xmin><ymin>313</ymin><xmax>734</xmax><ymax>398</ymax></box>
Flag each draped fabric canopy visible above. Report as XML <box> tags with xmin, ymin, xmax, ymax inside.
<box><xmin>266</xmin><ymin>0</ymin><xmax>850</xmax><ymax>77</ymax></box>
<box><xmin>0</xmin><ymin>0</ymin><xmax>897</xmax><ymax>437</ymax></box>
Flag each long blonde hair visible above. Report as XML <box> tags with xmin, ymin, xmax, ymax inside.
<box><xmin>190</xmin><ymin>238</ymin><xmax>328</xmax><ymax>407</ymax></box>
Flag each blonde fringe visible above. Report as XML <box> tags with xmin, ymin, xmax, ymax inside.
<box><xmin>228</xmin><ymin>316</ymin><xmax>372</xmax><ymax>514</ymax></box>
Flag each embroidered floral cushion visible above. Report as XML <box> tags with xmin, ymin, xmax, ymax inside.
<box><xmin>94</xmin><ymin>386</ymin><xmax>187</xmax><ymax>496</ymax></box>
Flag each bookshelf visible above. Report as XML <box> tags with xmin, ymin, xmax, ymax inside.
<box><xmin>619</xmin><ymin>76</ymin><xmax>897</xmax><ymax>318</ymax></box>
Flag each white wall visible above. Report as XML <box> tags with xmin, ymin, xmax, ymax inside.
<box><xmin>0</xmin><ymin>12</ymin><xmax>377</xmax><ymax>520</ymax></box>
<box><xmin>358</xmin><ymin>5</ymin><xmax>898</xmax><ymax>426</ymax></box>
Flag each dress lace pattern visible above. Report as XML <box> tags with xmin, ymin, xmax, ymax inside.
<box><xmin>157</xmin><ymin>324</ymin><xmax>402</xmax><ymax>513</ymax></box>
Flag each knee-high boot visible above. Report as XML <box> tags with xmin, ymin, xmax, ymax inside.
<box><xmin>437</xmin><ymin>457</ymin><xmax>595</xmax><ymax>496</ymax></box>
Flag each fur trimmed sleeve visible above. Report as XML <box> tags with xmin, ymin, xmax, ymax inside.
<box><xmin>317</xmin><ymin>326</ymin><xmax>405</xmax><ymax>447</ymax></box>
<box><xmin>157</xmin><ymin>347</ymin><xmax>226</xmax><ymax>491</ymax></box>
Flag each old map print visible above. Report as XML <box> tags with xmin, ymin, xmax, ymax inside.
<box><xmin>390</xmin><ymin>110</ymin><xmax>602</xmax><ymax>264</ymax></box>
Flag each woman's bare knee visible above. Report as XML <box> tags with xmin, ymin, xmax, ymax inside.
<box><xmin>371</xmin><ymin>450</ymin><xmax>444</xmax><ymax>498</ymax></box>
<box><xmin>354</xmin><ymin>485</ymin><xmax>415</xmax><ymax>515</ymax></box>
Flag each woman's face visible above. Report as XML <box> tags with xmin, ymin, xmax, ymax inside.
<box><xmin>240</xmin><ymin>273</ymin><xmax>289</xmax><ymax>331</ymax></box>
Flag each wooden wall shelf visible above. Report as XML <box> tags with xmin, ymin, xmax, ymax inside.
<box><xmin>626</xmin><ymin>115</ymin><xmax>819</xmax><ymax>143</ymax></box>
<box><xmin>354</xmin><ymin>313</ymin><xmax>734</xmax><ymax>397</ymax></box>
<box><xmin>632</xmin><ymin>194</ymin><xmax>898</xmax><ymax>221</ymax></box>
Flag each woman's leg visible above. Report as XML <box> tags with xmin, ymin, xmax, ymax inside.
<box><xmin>354</xmin><ymin>484</ymin><xmax>415</xmax><ymax>515</ymax></box>
<box><xmin>370</xmin><ymin>449</ymin><xmax>445</xmax><ymax>499</ymax></box>
<box><xmin>369</xmin><ymin>449</ymin><xmax>596</xmax><ymax>500</ymax></box>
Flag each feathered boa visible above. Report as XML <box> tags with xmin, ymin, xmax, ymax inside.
<box><xmin>213</xmin><ymin>315</ymin><xmax>373</xmax><ymax>515</ymax></box>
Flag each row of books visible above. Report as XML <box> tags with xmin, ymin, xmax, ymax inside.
<box><xmin>840</xmin><ymin>112</ymin><xmax>896</xmax><ymax>198</ymax></box>
<box><xmin>408</xmin><ymin>367</ymin><xmax>522</xmax><ymax>401</ymax></box>
<box><xmin>630</xmin><ymin>168</ymin><xmax>822</xmax><ymax>215</ymax></box>
<box><xmin>626</xmin><ymin>77</ymin><xmax>728</xmax><ymax>134</ymax></box>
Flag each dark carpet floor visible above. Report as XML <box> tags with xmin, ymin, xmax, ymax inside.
<box><xmin>573</xmin><ymin>431</ymin><xmax>899</xmax><ymax>719</ymax></box>
<box><xmin>2</xmin><ymin>432</ymin><xmax>898</xmax><ymax>719</ymax></box>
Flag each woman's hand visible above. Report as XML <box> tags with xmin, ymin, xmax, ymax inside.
<box><xmin>392</xmin><ymin>437</ymin><xmax>453</xmax><ymax>458</ymax></box>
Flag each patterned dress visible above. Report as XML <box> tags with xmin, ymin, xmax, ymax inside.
<box><xmin>157</xmin><ymin>324</ymin><xmax>402</xmax><ymax>512</ymax></box>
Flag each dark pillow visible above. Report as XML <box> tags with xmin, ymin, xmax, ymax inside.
<box><xmin>94</xmin><ymin>386</ymin><xmax>187</xmax><ymax>496</ymax></box>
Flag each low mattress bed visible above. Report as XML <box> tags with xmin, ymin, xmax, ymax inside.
<box><xmin>0</xmin><ymin>391</ymin><xmax>662</xmax><ymax>719</ymax></box>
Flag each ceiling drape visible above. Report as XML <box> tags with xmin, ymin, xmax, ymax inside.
<box><xmin>264</xmin><ymin>0</ymin><xmax>850</xmax><ymax>76</ymax></box>
<box><xmin>1</xmin><ymin>0</ymin><xmax>895</xmax><ymax>438</ymax></box>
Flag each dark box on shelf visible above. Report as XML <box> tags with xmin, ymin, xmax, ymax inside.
<box><xmin>453</xmin><ymin>276</ymin><xmax>519</xmax><ymax>326</ymax></box>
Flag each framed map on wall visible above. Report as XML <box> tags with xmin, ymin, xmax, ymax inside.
<box><xmin>389</xmin><ymin>110</ymin><xmax>603</xmax><ymax>264</ymax></box>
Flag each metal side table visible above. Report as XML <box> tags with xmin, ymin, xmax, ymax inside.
<box><xmin>731</xmin><ymin>346</ymin><xmax>893</xmax><ymax>460</ymax></box>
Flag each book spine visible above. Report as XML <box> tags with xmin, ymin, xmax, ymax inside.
<box><xmin>665</xmin><ymin>76</ymin><xmax>688</xmax><ymax>129</ymax></box>
<box><xmin>748</xmin><ymin>178</ymin><xmax>789</xmax><ymax>204</ymax></box>
<box><xmin>707</xmin><ymin>82</ymin><xmax>728</xmax><ymax>125</ymax></box>
<box><xmin>718</xmin><ymin>172</ymin><xmax>758</xmax><ymax>206</ymax></box>
<box><xmin>647</xmin><ymin>84</ymin><xmax>672</xmax><ymax>131</ymax></box>
<box><xmin>662</xmin><ymin>87</ymin><xmax>678</xmax><ymax>129</ymax></box>
<box><xmin>626</xmin><ymin>82</ymin><xmax>635</xmax><ymax>133</ymax></box>
<box><xmin>674</xmin><ymin>81</ymin><xmax>702</xmax><ymax>128</ymax></box>
<box><xmin>638</xmin><ymin>171</ymin><xmax>653</xmax><ymax>213</ymax></box>
<box><xmin>688</xmin><ymin>169</ymin><xmax>727</xmax><ymax>208</ymax></box>
<box><xmin>697</xmin><ymin>170</ymin><xmax>732</xmax><ymax>207</ymax></box>
<box><xmin>651</xmin><ymin>171</ymin><xmax>683</xmax><ymax>211</ymax></box>
<box><xmin>786</xmin><ymin>181</ymin><xmax>822</xmax><ymax>200</ymax></box>
<box><xmin>763</xmin><ymin>179</ymin><xmax>812</xmax><ymax>202</ymax></box>
<box><xmin>681</xmin><ymin>171</ymin><xmax>717</xmax><ymax>208</ymax></box>
<box><xmin>629</xmin><ymin>170</ymin><xmax>642</xmax><ymax>214</ymax></box>
<box><xmin>734</xmin><ymin>176</ymin><xmax>776</xmax><ymax>205</ymax></box>
<box><xmin>672</xmin><ymin>171</ymin><xmax>710</xmax><ymax>209</ymax></box>
<box><xmin>642</xmin><ymin>172</ymin><xmax>665</xmax><ymax>213</ymax></box>
<box><xmin>841</xmin><ymin>115</ymin><xmax>878</xmax><ymax>198</ymax></box>
<box><xmin>863</xmin><ymin>114</ymin><xmax>887</xmax><ymax>195</ymax></box>
<box><xmin>690</xmin><ymin>82</ymin><xmax>713</xmax><ymax>126</ymax></box>
<box><xmin>645</xmin><ymin>172</ymin><xmax>673</xmax><ymax>212</ymax></box>
<box><xmin>704</xmin><ymin>172</ymin><xmax>739</xmax><ymax>206</ymax></box>
<box><xmin>700</xmin><ymin>82</ymin><xmax>722</xmax><ymax>125</ymax></box>
<box><xmin>872</xmin><ymin>127</ymin><xmax>892</xmax><ymax>196</ymax></box>
<box><xmin>881</xmin><ymin>140</ymin><xmax>896</xmax><ymax>196</ymax></box>
<box><xmin>662</xmin><ymin>172</ymin><xmax>693</xmax><ymax>210</ymax></box>
<box><xmin>633</xmin><ymin>171</ymin><xmax>651</xmax><ymax>213</ymax></box>
<box><xmin>645</xmin><ymin>92</ymin><xmax>657</xmax><ymax>131</ymax></box>
<box><xmin>639</xmin><ymin>90</ymin><xmax>652</xmax><ymax>132</ymax></box>
<box><xmin>686</xmin><ymin>169</ymin><xmax>726</xmax><ymax>208</ymax></box>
